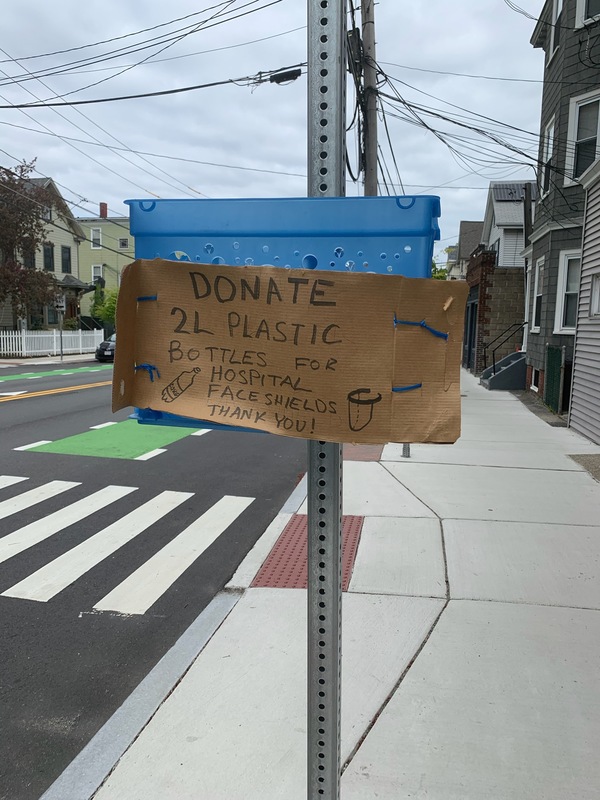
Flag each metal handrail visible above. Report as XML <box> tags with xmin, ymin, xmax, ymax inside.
<box><xmin>490</xmin><ymin>321</ymin><xmax>527</xmax><ymax>375</ymax></box>
<box><xmin>483</xmin><ymin>321</ymin><xmax>525</xmax><ymax>371</ymax></box>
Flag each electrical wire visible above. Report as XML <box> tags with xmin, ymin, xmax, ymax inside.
<box><xmin>42</xmin><ymin>0</ymin><xmax>251</xmax><ymax>101</ymax></box>
<box><xmin>0</xmin><ymin>173</ymin><xmax>131</xmax><ymax>260</ymax></box>
<box><xmin>0</xmin><ymin>1</ymin><xmax>281</xmax><ymax>90</ymax></box>
<box><xmin>0</xmin><ymin>48</ymin><xmax>208</xmax><ymax>200</ymax></box>
<box><xmin>0</xmin><ymin>2</ymin><xmax>241</xmax><ymax>64</ymax></box>
<box><xmin>0</xmin><ymin>61</ymin><xmax>306</xmax><ymax>109</ymax></box>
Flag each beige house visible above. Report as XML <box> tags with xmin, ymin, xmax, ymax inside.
<box><xmin>0</xmin><ymin>177</ymin><xmax>88</xmax><ymax>330</ymax></box>
<box><xmin>77</xmin><ymin>203</ymin><xmax>134</xmax><ymax>317</ymax></box>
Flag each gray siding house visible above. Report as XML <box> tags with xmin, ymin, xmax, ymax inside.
<box><xmin>526</xmin><ymin>0</ymin><xmax>600</xmax><ymax>412</ymax></box>
<box><xmin>570</xmin><ymin>160</ymin><xmax>600</xmax><ymax>443</ymax></box>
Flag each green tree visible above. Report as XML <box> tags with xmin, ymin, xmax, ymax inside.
<box><xmin>94</xmin><ymin>288</ymin><xmax>118</xmax><ymax>326</ymax></box>
<box><xmin>431</xmin><ymin>259</ymin><xmax>447</xmax><ymax>280</ymax></box>
<box><xmin>89</xmin><ymin>282</ymin><xmax>105</xmax><ymax>319</ymax></box>
<box><xmin>0</xmin><ymin>160</ymin><xmax>60</xmax><ymax>319</ymax></box>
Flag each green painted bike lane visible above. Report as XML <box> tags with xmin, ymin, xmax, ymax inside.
<box><xmin>28</xmin><ymin>419</ymin><xmax>203</xmax><ymax>460</ymax></box>
<box><xmin>0</xmin><ymin>365</ymin><xmax>113</xmax><ymax>383</ymax></box>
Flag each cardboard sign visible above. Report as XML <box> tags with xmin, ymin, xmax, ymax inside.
<box><xmin>112</xmin><ymin>259</ymin><xmax>468</xmax><ymax>444</ymax></box>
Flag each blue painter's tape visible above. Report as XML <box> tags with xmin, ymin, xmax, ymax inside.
<box><xmin>134</xmin><ymin>364</ymin><xmax>160</xmax><ymax>382</ymax></box>
<box><xmin>392</xmin><ymin>383</ymin><xmax>423</xmax><ymax>393</ymax></box>
<box><xmin>393</xmin><ymin>317</ymin><xmax>448</xmax><ymax>340</ymax></box>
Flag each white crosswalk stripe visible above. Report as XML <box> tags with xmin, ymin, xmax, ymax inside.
<box><xmin>2</xmin><ymin>490</ymin><xmax>193</xmax><ymax>602</ymax></box>
<box><xmin>94</xmin><ymin>495</ymin><xmax>254</xmax><ymax>615</ymax></box>
<box><xmin>0</xmin><ymin>480</ymin><xmax>255</xmax><ymax>614</ymax></box>
<box><xmin>0</xmin><ymin>485</ymin><xmax>138</xmax><ymax>565</ymax></box>
<box><xmin>0</xmin><ymin>480</ymin><xmax>79</xmax><ymax>521</ymax></box>
<box><xmin>0</xmin><ymin>475</ymin><xmax>28</xmax><ymax>490</ymax></box>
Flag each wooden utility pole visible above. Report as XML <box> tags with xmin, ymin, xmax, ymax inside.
<box><xmin>362</xmin><ymin>0</ymin><xmax>377</xmax><ymax>196</ymax></box>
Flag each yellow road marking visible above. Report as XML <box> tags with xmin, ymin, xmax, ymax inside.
<box><xmin>0</xmin><ymin>380</ymin><xmax>112</xmax><ymax>403</ymax></box>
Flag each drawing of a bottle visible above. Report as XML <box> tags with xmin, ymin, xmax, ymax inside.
<box><xmin>161</xmin><ymin>367</ymin><xmax>201</xmax><ymax>402</ymax></box>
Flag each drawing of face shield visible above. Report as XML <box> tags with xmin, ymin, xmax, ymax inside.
<box><xmin>347</xmin><ymin>388</ymin><xmax>383</xmax><ymax>432</ymax></box>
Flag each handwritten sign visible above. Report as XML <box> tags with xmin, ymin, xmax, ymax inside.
<box><xmin>112</xmin><ymin>259</ymin><xmax>468</xmax><ymax>444</ymax></box>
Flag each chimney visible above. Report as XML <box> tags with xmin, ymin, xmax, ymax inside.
<box><xmin>99</xmin><ymin>202</ymin><xmax>108</xmax><ymax>218</ymax></box>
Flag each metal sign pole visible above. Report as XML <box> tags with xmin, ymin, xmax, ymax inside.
<box><xmin>307</xmin><ymin>2</ymin><xmax>346</xmax><ymax>798</ymax></box>
<box><xmin>59</xmin><ymin>310</ymin><xmax>64</xmax><ymax>363</ymax></box>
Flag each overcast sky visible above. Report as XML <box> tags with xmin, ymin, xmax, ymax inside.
<box><xmin>0</xmin><ymin>0</ymin><xmax>544</xmax><ymax>264</ymax></box>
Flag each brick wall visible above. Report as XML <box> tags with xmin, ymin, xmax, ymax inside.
<box><xmin>465</xmin><ymin>251</ymin><xmax>525</xmax><ymax>374</ymax></box>
<box><xmin>486</xmin><ymin>268</ymin><xmax>525</xmax><ymax>363</ymax></box>
<box><xmin>526</xmin><ymin>364</ymin><xmax>545</xmax><ymax>396</ymax></box>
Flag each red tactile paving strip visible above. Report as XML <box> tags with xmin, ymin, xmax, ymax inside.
<box><xmin>251</xmin><ymin>514</ymin><xmax>364</xmax><ymax>591</ymax></box>
<box><xmin>343</xmin><ymin>444</ymin><xmax>384</xmax><ymax>461</ymax></box>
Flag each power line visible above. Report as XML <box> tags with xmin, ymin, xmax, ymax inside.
<box><xmin>0</xmin><ymin>2</ymin><xmax>241</xmax><ymax>64</ymax></box>
<box><xmin>0</xmin><ymin>121</ymin><xmax>307</xmax><ymax>179</ymax></box>
<box><xmin>0</xmin><ymin>0</ymin><xmax>283</xmax><ymax>93</ymax></box>
<box><xmin>0</xmin><ymin>62</ymin><xmax>306</xmax><ymax>108</ymax></box>
<box><xmin>0</xmin><ymin>172</ymin><xmax>131</xmax><ymax>259</ymax></box>
<box><xmin>42</xmin><ymin>0</ymin><xmax>256</xmax><ymax>101</ymax></box>
<box><xmin>0</xmin><ymin>152</ymin><xmax>134</xmax><ymax>247</ymax></box>
<box><xmin>0</xmin><ymin>48</ymin><xmax>208</xmax><ymax>200</ymax></box>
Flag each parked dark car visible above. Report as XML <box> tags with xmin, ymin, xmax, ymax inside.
<box><xmin>95</xmin><ymin>333</ymin><xmax>116</xmax><ymax>362</ymax></box>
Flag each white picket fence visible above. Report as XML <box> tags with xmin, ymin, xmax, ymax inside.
<box><xmin>0</xmin><ymin>329</ymin><xmax>105</xmax><ymax>357</ymax></box>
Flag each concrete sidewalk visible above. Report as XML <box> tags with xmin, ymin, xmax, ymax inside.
<box><xmin>0</xmin><ymin>353</ymin><xmax>98</xmax><ymax>367</ymax></box>
<box><xmin>44</xmin><ymin>371</ymin><xmax>600</xmax><ymax>799</ymax></box>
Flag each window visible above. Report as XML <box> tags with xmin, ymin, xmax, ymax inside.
<box><xmin>554</xmin><ymin>251</ymin><xmax>581</xmax><ymax>332</ymax></box>
<box><xmin>118</xmin><ymin>237</ymin><xmax>129</xmax><ymax>249</ymax></box>
<box><xmin>590</xmin><ymin>273</ymin><xmax>600</xmax><ymax>316</ymax></box>
<box><xmin>531</xmin><ymin>257</ymin><xmax>544</xmax><ymax>332</ymax></box>
<box><xmin>531</xmin><ymin>368</ymin><xmax>541</xmax><ymax>393</ymax></box>
<box><xmin>61</xmin><ymin>245</ymin><xmax>71</xmax><ymax>274</ymax></box>
<box><xmin>550</xmin><ymin>0</ymin><xmax>563</xmax><ymax>55</ymax></box>
<box><xmin>47</xmin><ymin>306</ymin><xmax>58</xmax><ymax>325</ymax></box>
<box><xmin>542</xmin><ymin>118</ymin><xmax>555</xmax><ymax>194</ymax></box>
<box><xmin>92</xmin><ymin>264</ymin><xmax>104</xmax><ymax>280</ymax></box>
<box><xmin>41</xmin><ymin>206</ymin><xmax>52</xmax><ymax>221</ymax></box>
<box><xmin>91</xmin><ymin>227</ymin><xmax>101</xmax><ymax>249</ymax></box>
<box><xmin>22</xmin><ymin>243</ymin><xmax>35</xmax><ymax>269</ymax></box>
<box><xmin>576</xmin><ymin>0</ymin><xmax>600</xmax><ymax>25</ymax></box>
<box><xmin>575</xmin><ymin>100</ymin><xmax>599</xmax><ymax>177</ymax></box>
<box><xmin>567</xmin><ymin>92</ymin><xmax>600</xmax><ymax>182</ymax></box>
<box><xmin>43</xmin><ymin>243</ymin><xmax>54</xmax><ymax>271</ymax></box>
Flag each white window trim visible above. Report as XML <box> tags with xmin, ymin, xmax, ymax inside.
<box><xmin>531</xmin><ymin>256</ymin><xmax>544</xmax><ymax>333</ymax></box>
<box><xmin>575</xmin><ymin>0</ymin><xmax>600</xmax><ymax>27</ymax></box>
<box><xmin>548</xmin><ymin>0</ymin><xmax>564</xmax><ymax>59</ymax></box>
<box><xmin>531</xmin><ymin>368</ymin><xmax>541</xmax><ymax>393</ymax></box>
<box><xmin>554</xmin><ymin>249</ymin><xmax>581</xmax><ymax>334</ymax></box>
<box><xmin>92</xmin><ymin>264</ymin><xmax>104</xmax><ymax>280</ymax></box>
<box><xmin>565</xmin><ymin>89</ymin><xmax>600</xmax><ymax>186</ymax></box>
<box><xmin>541</xmin><ymin>116</ymin><xmax>555</xmax><ymax>197</ymax></box>
<box><xmin>523</xmin><ymin>264</ymin><xmax>532</xmax><ymax>351</ymax></box>
<box><xmin>91</xmin><ymin>227</ymin><xmax>102</xmax><ymax>249</ymax></box>
<box><xmin>590</xmin><ymin>272</ymin><xmax>600</xmax><ymax>317</ymax></box>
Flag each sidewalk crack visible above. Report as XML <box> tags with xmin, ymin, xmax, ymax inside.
<box><xmin>341</xmin><ymin>597</ymin><xmax>449</xmax><ymax>775</ymax></box>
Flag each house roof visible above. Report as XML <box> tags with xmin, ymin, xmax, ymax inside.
<box><xmin>482</xmin><ymin>181</ymin><xmax>537</xmax><ymax>243</ymax></box>
<box><xmin>492</xmin><ymin>182</ymin><xmax>538</xmax><ymax>203</ymax></box>
<box><xmin>26</xmin><ymin>177</ymin><xmax>86</xmax><ymax>240</ymax></box>
<box><xmin>56</xmin><ymin>274</ymin><xmax>91</xmax><ymax>292</ymax></box>
<box><xmin>457</xmin><ymin>221</ymin><xmax>484</xmax><ymax>260</ymax></box>
<box><xmin>531</xmin><ymin>0</ymin><xmax>552</xmax><ymax>49</ymax></box>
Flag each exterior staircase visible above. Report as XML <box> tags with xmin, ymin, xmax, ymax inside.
<box><xmin>480</xmin><ymin>351</ymin><xmax>527</xmax><ymax>390</ymax></box>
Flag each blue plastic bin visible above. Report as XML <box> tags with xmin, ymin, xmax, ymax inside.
<box><xmin>125</xmin><ymin>195</ymin><xmax>441</xmax><ymax>432</ymax></box>
<box><xmin>125</xmin><ymin>196</ymin><xmax>440</xmax><ymax>277</ymax></box>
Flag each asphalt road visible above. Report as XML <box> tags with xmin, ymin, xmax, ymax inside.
<box><xmin>0</xmin><ymin>359</ymin><xmax>306</xmax><ymax>800</ymax></box>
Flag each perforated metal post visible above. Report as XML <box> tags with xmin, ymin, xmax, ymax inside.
<box><xmin>307</xmin><ymin>2</ymin><xmax>346</xmax><ymax>798</ymax></box>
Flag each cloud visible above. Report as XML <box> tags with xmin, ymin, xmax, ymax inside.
<box><xmin>0</xmin><ymin>0</ymin><xmax>545</xmax><ymax>255</ymax></box>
